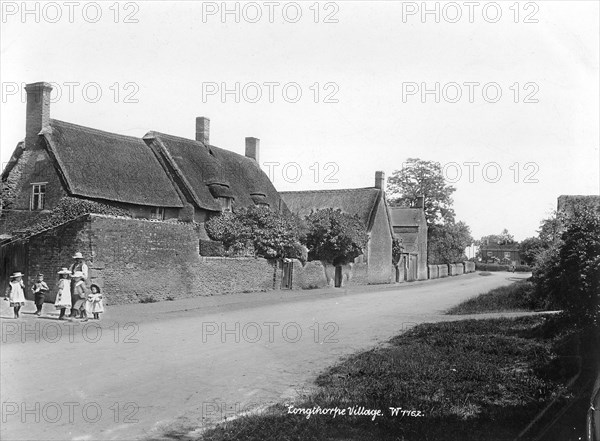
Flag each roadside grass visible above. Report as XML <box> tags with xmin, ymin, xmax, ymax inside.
<box><xmin>446</xmin><ymin>280</ymin><xmax>544</xmax><ymax>315</ymax></box>
<box><xmin>196</xmin><ymin>315</ymin><xmax>577</xmax><ymax>441</ymax></box>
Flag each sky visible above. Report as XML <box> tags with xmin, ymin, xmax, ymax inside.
<box><xmin>1</xmin><ymin>1</ymin><xmax>598</xmax><ymax>241</ymax></box>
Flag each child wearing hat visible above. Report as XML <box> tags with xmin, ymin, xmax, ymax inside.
<box><xmin>4</xmin><ymin>272</ymin><xmax>26</xmax><ymax>318</ymax></box>
<box><xmin>71</xmin><ymin>271</ymin><xmax>88</xmax><ymax>321</ymax></box>
<box><xmin>85</xmin><ymin>284</ymin><xmax>104</xmax><ymax>320</ymax></box>
<box><xmin>31</xmin><ymin>273</ymin><xmax>49</xmax><ymax>316</ymax></box>
<box><xmin>54</xmin><ymin>268</ymin><xmax>72</xmax><ymax>320</ymax></box>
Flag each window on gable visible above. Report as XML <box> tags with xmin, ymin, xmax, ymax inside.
<box><xmin>218</xmin><ymin>197</ymin><xmax>232</xmax><ymax>213</ymax></box>
<box><xmin>151</xmin><ymin>207</ymin><xmax>165</xmax><ymax>220</ymax></box>
<box><xmin>30</xmin><ymin>183</ymin><xmax>46</xmax><ymax>210</ymax></box>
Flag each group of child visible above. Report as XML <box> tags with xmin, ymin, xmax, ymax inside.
<box><xmin>4</xmin><ymin>267</ymin><xmax>104</xmax><ymax>321</ymax></box>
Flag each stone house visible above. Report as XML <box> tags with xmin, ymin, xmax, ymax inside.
<box><xmin>478</xmin><ymin>244</ymin><xmax>522</xmax><ymax>265</ymax></box>
<box><xmin>389</xmin><ymin>199</ymin><xmax>428</xmax><ymax>281</ymax></box>
<box><xmin>280</xmin><ymin>171</ymin><xmax>394</xmax><ymax>286</ymax></box>
<box><xmin>0</xmin><ymin>82</ymin><xmax>286</xmax><ymax>238</ymax></box>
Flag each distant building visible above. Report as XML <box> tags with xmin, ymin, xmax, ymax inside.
<box><xmin>479</xmin><ymin>243</ymin><xmax>522</xmax><ymax>265</ymax></box>
<box><xmin>389</xmin><ymin>198</ymin><xmax>428</xmax><ymax>281</ymax></box>
<box><xmin>280</xmin><ymin>171</ymin><xmax>394</xmax><ymax>285</ymax></box>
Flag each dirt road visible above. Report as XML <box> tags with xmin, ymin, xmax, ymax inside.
<box><xmin>0</xmin><ymin>272</ymin><xmax>529</xmax><ymax>440</ymax></box>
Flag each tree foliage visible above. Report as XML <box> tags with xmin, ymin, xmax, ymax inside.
<box><xmin>386</xmin><ymin>158</ymin><xmax>456</xmax><ymax>225</ymax></box>
<box><xmin>304</xmin><ymin>208</ymin><xmax>368</xmax><ymax>265</ymax></box>
<box><xmin>205</xmin><ymin>206</ymin><xmax>305</xmax><ymax>260</ymax></box>
<box><xmin>519</xmin><ymin>236</ymin><xmax>546</xmax><ymax>266</ymax></box>
<box><xmin>478</xmin><ymin>229</ymin><xmax>516</xmax><ymax>246</ymax></box>
<box><xmin>13</xmin><ymin>197</ymin><xmax>131</xmax><ymax>239</ymax></box>
<box><xmin>427</xmin><ymin>221</ymin><xmax>473</xmax><ymax>264</ymax></box>
<box><xmin>532</xmin><ymin>202</ymin><xmax>600</xmax><ymax>327</ymax></box>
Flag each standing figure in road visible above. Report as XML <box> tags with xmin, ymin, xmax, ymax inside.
<box><xmin>54</xmin><ymin>268</ymin><xmax>72</xmax><ymax>320</ymax></box>
<box><xmin>71</xmin><ymin>271</ymin><xmax>88</xmax><ymax>321</ymax></box>
<box><xmin>69</xmin><ymin>252</ymin><xmax>89</xmax><ymax>318</ymax></box>
<box><xmin>4</xmin><ymin>272</ymin><xmax>26</xmax><ymax>318</ymax></box>
<box><xmin>31</xmin><ymin>273</ymin><xmax>49</xmax><ymax>316</ymax></box>
<box><xmin>85</xmin><ymin>284</ymin><xmax>104</xmax><ymax>320</ymax></box>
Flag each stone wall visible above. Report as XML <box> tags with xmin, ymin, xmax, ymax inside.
<box><xmin>25</xmin><ymin>214</ymin><xmax>280</xmax><ymax>304</ymax></box>
<box><xmin>288</xmin><ymin>259</ymin><xmax>368</xmax><ymax>289</ymax></box>
<box><xmin>438</xmin><ymin>264</ymin><xmax>449</xmax><ymax>278</ymax></box>
<box><xmin>428</xmin><ymin>265</ymin><xmax>439</xmax><ymax>279</ymax></box>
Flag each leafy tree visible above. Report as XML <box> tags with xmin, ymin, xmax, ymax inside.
<box><xmin>538</xmin><ymin>213</ymin><xmax>562</xmax><ymax>244</ymax></box>
<box><xmin>478</xmin><ymin>229</ymin><xmax>516</xmax><ymax>246</ymax></box>
<box><xmin>386</xmin><ymin>158</ymin><xmax>456</xmax><ymax>225</ymax></box>
<box><xmin>427</xmin><ymin>221</ymin><xmax>473</xmax><ymax>264</ymax></box>
<box><xmin>205</xmin><ymin>206</ymin><xmax>304</xmax><ymax>260</ymax></box>
<box><xmin>304</xmin><ymin>208</ymin><xmax>368</xmax><ymax>265</ymax></box>
<box><xmin>519</xmin><ymin>236</ymin><xmax>545</xmax><ymax>266</ymax></box>
<box><xmin>532</xmin><ymin>201</ymin><xmax>600</xmax><ymax>326</ymax></box>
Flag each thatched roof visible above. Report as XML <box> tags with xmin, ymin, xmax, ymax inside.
<box><xmin>144</xmin><ymin>132</ymin><xmax>285</xmax><ymax>212</ymax></box>
<box><xmin>389</xmin><ymin>206</ymin><xmax>426</xmax><ymax>228</ymax></box>
<box><xmin>42</xmin><ymin>120</ymin><xmax>183</xmax><ymax>207</ymax></box>
<box><xmin>280</xmin><ymin>187</ymin><xmax>386</xmax><ymax>232</ymax></box>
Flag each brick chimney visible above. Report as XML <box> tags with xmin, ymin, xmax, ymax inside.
<box><xmin>415</xmin><ymin>196</ymin><xmax>425</xmax><ymax>209</ymax></box>
<box><xmin>374</xmin><ymin>171</ymin><xmax>385</xmax><ymax>189</ymax></box>
<box><xmin>245</xmin><ymin>137</ymin><xmax>260</xmax><ymax>163</ymax></box>
<box><xmin>196</xmin><ymin>117</ymin><xmax>210</xmax><ymax>145</ymax></box>
<box><xmin>25</xmin><ymin>82</ymin><xmax>53</xmax><ymax>150</ymax></box>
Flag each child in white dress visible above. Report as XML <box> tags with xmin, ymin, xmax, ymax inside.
<box><xmin>54</xmin><ymin>268</ymin><xmax>72</xmax><ymax>320</ymax></box>
<box><xmin>85</xmin><ymin>284</ymin><xmax>104</xmax><ymax>320</ymax></box>
<box><xmin>4</xmin><ymin>272</ymin><xmax>26</xmax><ymax>318</ymax></box>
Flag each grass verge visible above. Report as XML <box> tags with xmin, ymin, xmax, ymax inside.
<box><xmin>446</xmin><ymin>280</ymin><xmax>544</xmax><ymax>315</ymax></box>
<box><xmin>192</xmin><ymin>315</ymin><xmax>577</xmax><ymax>441</ymax></box>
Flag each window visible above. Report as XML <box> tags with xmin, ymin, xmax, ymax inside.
<box><xmin>218</xmin><ymin>197</ymin><xmax>232</xmax><ymax>213</ymax></box>
<box><xmin>504</xmin><ymin>252</ymin><xmax>511</xmax><ymax>259</ymax></box>
<box><xmin>30</xmin><ymin>183</ymin><xmax>46</xmax><ymax>210</ymax></box>
<box><xmin>150</xmin><ymin>207</ymin><xmax>165</xmax><ymax>220</ymax></box>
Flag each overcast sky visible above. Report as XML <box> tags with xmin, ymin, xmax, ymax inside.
<box><xmin>1</xmin><ymin>1</ymin><xmax>598</xmax><ymax>241</ymax></box>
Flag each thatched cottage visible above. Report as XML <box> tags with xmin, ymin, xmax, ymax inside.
<box><xmin>280</xmin><ymin>172</ymin><xmax>394</xmax><ymax>285</ymax></box>
<box><xmin>0</xmin><ymin>82</ymin><xmax>286</xmax><ymax>237</ymax></box>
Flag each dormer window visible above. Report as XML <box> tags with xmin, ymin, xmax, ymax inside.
<box><xmin>30</xmin><ymin>183</ymin><xmax>46</xmax><ymax>210</ymax></box>
<box><xmin>218</xmin><ymin>197</ymin><xmax>232</xmax><ymax>212</ymax></box>
<box><xmin>151</xmin><ymin>207</ymin><xmax>165</xmax><ymax>220</ymax></box>
<box><xmin>250</xmin><ymin>193</ymin><xmax>270</xmax><ymax>208</ymax></box>
<box><xmin>208</xmin><ymin>182</ymin><xmax>235</xmax><ymax>213</ymax></box>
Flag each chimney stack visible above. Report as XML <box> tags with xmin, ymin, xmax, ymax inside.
<box><xmin>245</xmin><ymin>137</ymin><xmax>260</xmax><ymax>163</ymax></box>
<box><xmin>375</xmin><ymin>171</ymin><xmax>385</xmax><ymax>189</ymax></box>
<box><xmin>415</xmin><ymin>196</ymin><xmax>425</xmax><ymax>209</ymax></box>
<box><xmin>25</xmin><ymin>82</ymin><xmax>53</xmax><ymax>150</ymax></box>
<box><xmin>196</xmin><ymin>117</ymin><xmax>210</xmax><ymax>145</ymax></box>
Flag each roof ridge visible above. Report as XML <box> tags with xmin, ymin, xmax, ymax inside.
<box><xmin>280</xmin><ymin>187</ymin><xmax>377</xmax><ymax>194</ymax></box>
<box><xmin>50</xmin><ymin>119</ymin><xmax>144</xmax><ymax>143</ymax></box>
<box><xmin>144</xmin><ymin>130</ymin><xmax>208</xmax><ymax>148</ymax></box>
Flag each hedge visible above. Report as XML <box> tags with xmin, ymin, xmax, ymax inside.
<box><xmin>475</xmin><ymin>263</ymin><xmax>532</xmax><ymax>272</ymax></box>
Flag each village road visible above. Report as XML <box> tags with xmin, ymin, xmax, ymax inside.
<box><xmin>1</xmin><ymin>272</ymin><xmax>531</xmax><ymax>440</ymax></box>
